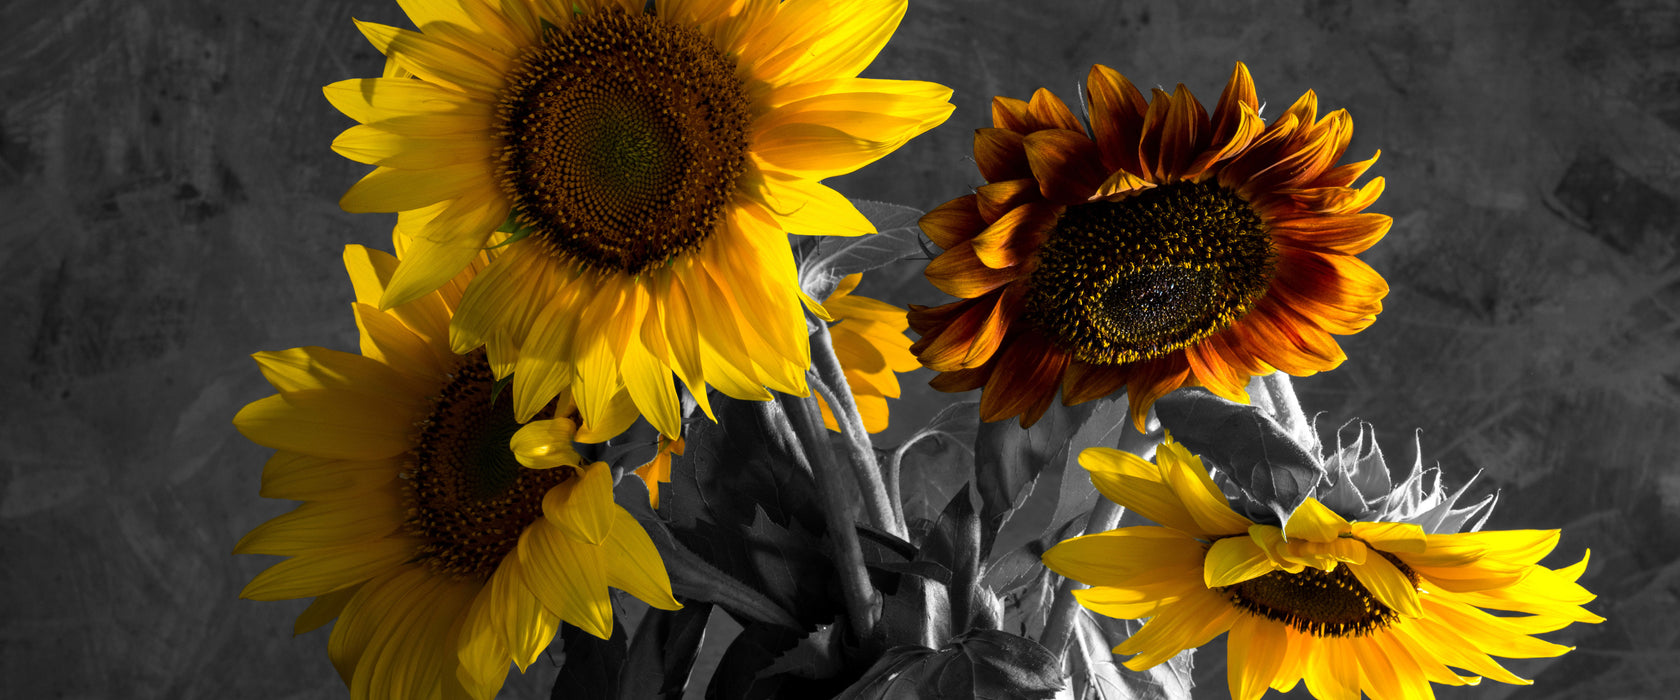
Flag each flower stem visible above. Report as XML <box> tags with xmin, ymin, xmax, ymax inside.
<box><xmin>1041</xmin><ymin>495</ymin><xmax>1124</xmax><ymax>661</ymax></box>
<box><xmin>808</xmin><ymin>321</ymin><xmax>907</xmax><ymax>539</ymax></box>
<box><xmin>781</xmin><ymin>391</ymin><xmax>881</xmax><ymax>637</ymax></box>
<box><xmin>1261</xmin><ymin>372</ymin><xmax>1312</xmax><ymax>444</ymax></box>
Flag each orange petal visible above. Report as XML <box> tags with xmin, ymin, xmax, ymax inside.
<box><xmin>919</xmin><ymin>194</ymin><xmax>985</xmax><ymax>250</ymax></box>
<box><xmin>990</xmin><ymin>95</ymin><xmax>1032</xmax><ymax>132</ymax></box>
<box><xmin>924</xmin><ymin>242</ymin><xmax>1028</xmax><ymax>298</ymax></box>
<box><xmin>974</xmin><ymin>127</ymin><xmax>1032</xmax><ymax>182</ymax></box>
<box><xmin>979</xmin><ymin>331</ymin><xmax>1070</xmax><ymax>427</ymax></box>
<box><xmin>1155</xmin><ymin>83</ymin><xmax>1210</xmax><ymax>181</ymax></box>
<box><xmin>1124</xmin><ymin>353</ymin><xmax>1191</xmax><ymax>431</ymax></box>
<box><xmin>1023</xmin><ymin>129</ymin><xmax>1107</xmax><ymax>205</ymax></box>
<box><xmin>1026</xmin><ymin>87</ymin><xmax>1084</xmax><ymax>132</ymax></box>
<box><xmin>1311</xmin><ymin>150</ymin><xmax>1382</xmax><ymax>189</ymax></box>
<box><xmin>1060</xmin><ymin>360</ymin><xmax>1129</xmax><ymax>406</ymax></box>
<box><xmin>971</xmin><ymin>201</ymin><xmax>1058</xmax><ymax>268</ymax></box>
<box><xmin>1270</xmin><ymin>212</ymin><xmax>1392</xmax><ymax>256</ymax></box>
<box><xmin>1086</xmin><ymin>64</ymin><xmax>1150</xmax><ymax>176</ymax></box>
<box><xmin>976</xmin><ymin>178</ymin><xmax>1044</xmax><ymax>223</ymax></box>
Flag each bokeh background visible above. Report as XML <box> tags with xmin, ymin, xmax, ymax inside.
<box><xmin>4</xmin><ymin>0</ymin><xmax>1677</xmax><ymax>697</ymax></box>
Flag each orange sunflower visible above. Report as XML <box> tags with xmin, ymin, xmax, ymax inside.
<box><xmin>909</xmin><ymin>63</ymin><xmax>1388</xmax><ymax>429</ymax></box>
<box><xmin>327</xmin><ymin>0</ymin><xmax>952</xmax><ymax>440</ymax></box>
<box><xmin>234</xmin><ymin>243</ymin><xmax>676</xmax><ymax>700</ymax></box>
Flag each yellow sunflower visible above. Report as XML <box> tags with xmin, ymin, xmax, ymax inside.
<box><xmin>234</xmin><ymin>244</ymin><xmax>679</xmax><ymax>700</ymax></box>
<box><xmin>326</xmin><ymin>0</ymin><xmax>953</xmax><ymax>439</ymax></box>
<box><xmin>910</xmin><ymin>63</ymin><xmax>1388</xmax><ymax>429</ymax></box>
<box><xmin>815</xmin><ymin>272</ymin><xmax>921</xmax><ymax>433</ymax></box>
<box><xmin>1042</xmin><ymin>439</ymin><xmax>1602</xmax><ymax>700</ymax></box>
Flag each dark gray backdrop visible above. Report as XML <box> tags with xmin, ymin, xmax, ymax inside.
<box><xmin>3</xmin><ymin>0</ymin><xmax>1674</xmax><ymax>698</ymax></box>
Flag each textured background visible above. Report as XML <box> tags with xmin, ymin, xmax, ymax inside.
<box><xmin>3</xmin><ymin>0</ymin><xmax>1677</xmax><ymax>698</ymax></box>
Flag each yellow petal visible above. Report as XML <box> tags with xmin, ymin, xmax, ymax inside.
<box><xmin>603</xmin><ymin>508</ymin><xmax>681</xmax><ymax>610</ymax></box>
<box><xmin>340</xmin><ymin>163</ymin><xmax>490</xmax><ymax>214</ymax></box>
<box><xmin>381</xmin><ymin>212</ymin><xmax>499</xmax><ymax>310</ymax></box>
<box><xmin>253</xmin><ymin>346</ymin><xmax>416</xmax><ymax>401</ymax></box>
<box><xmin>756</xmin><ymin>177</ymin><xmax>876</xmax><ymax>237</ymax></box>
<box><xmin>1158</xmin><ymin>441</ymin><xmax>1253</xmax><ymax>536</ymax></box>
<box><xmin>1226</xmin><ymin>614</ymin><xmax>1294</xmax><ymax>700</ymax></box>
<box><xmin>1115</xmin><ymin>589</ymin><xmax>1239</xmax><ymax>671</ymax></box>
<box><xmin>352</xmin><ymin>303</ymin><xmax>445</xmax><ymax>379</ymax></box>
<box><xmin>294</xmin><ymin>586</ymin><xmax>359</xmax><ymax>636</ymax></box>
<box><xmin>576</xmin><ymin>390</ymin><xmax>642</xmax><ymax>443</ymax></box>
<box><xmin>1203</xmin><ymin>535</ymin><xmax>1277</xmax><ymax>588</ymax></box>
<box><xmin>1042</xmin><ymin>527</ymin><xmax>1204</xmax><ymax>589</ymax></box>
<box><xmin>1351</xmin><ymin>521</ymin><xmax>1428</xmax><ymax>554</ymax></box>
<box><xmin>235</xmin><ymin>491</ymin><xmax>404</xmax><ymax>555</ymax></box>
<box><xmin>510</xmin><ymin>418</ymin><xmax>581</xmax><ymax>469</ymax></box>
<box><xmin>241</xmin><ymin>537</ymin><xmax>419</xmax><ymax>601</ymax></box>
<box><xmin>456</xmin><ymin>585</ymin><xmax>511</xmax><ymax>698</ymax></box>
<box><xmin>518</xmin><ymin>520</ymin><xmax>613</xmax><ymax>639</ymax></box>
<box><xmin>770</xmin><ymin>0</ymin><xmax>907</xmax><ymax>84</ymax></box>
<box><xmin>1348</xmin><ymin>553</ymin><xmax>1422</xmax><ymax>618</ymax></box>
<box><xmin>541</xmin><ymin>461</ymin><xmax>615</xmax><ymax>545</ymax></box>
<box><xmin>485</xmin><ymin>554</ymin><xmax>560</xmax><ymax>671</ymax></box>
<box><xmin>234</xmin><ymin>394</ymin><xmax>414</xmax><ymax>461</ymax></box>
<box><xmin>323</xmin><ymin>77</ymin><xmax>485</xmax><ymax>126</ymax></box>
<box><xmin>1284</xmin><ymin>497</ymin><xmax>1352</xmax><ymax>542</ymax></box>
<box><xmin>328</xmin><ymin>567</ymin><xmax>431</xmax><ymax>684</ymax></box>
<box><xmin>1070</xmin><ymin>586</ymin><xmax>1178</xmax><ymax>620</ymax></box>
<box><xmin>354</xmin><ymin>20</ymin><xmax>505</xmax><ymax>94</ymax></box>
<box><xmin>1302</xmin><ymin>635</ymin><xmax>1361</xmax><ymax>700</ymax></box>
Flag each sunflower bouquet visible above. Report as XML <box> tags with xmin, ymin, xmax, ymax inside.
<box><xmin>232</xmin><ymin>1</ymin><xmax>1601</xmax><ymax>698</ymax></box>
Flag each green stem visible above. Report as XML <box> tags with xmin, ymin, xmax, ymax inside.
<box><xmin>781</xmin><ymin>391</ymin><xmax>881</xmax><ymax>637</ymax></box>
<box><xmin>808</xmin><ymin>322</ymin><xmax>906</xmax><ymax>539</ymax></box>
<box><xmin>1261</xmin><ymin>372</ymin><xmax>1312</xmax><ymax>444</ymax></box>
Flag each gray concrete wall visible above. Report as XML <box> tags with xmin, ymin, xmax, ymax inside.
<box><xmin>3</xmin><ymin>0</ymin><xmax>1675</xmax><ymax>697</ymax></box>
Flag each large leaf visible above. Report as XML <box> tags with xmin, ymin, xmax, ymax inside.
<box><xmin>986</xmin><ymin>397</ymin><xmax>1130</xmax><ymax>562</ymax></box>
<box><xmin>617</xmin><ymin>474</ymin><xmax>804</xmax><ymax>631</ymax></box>
<box><xmin>974</xmin><ymin>401</ymin><xmax>1096</xmax><ymax>557</ymax></box>
<box><xmin>1153</xmin><ymin>389</ymin><xmax>1323</xmax><ymax>527</ymax></box>
<box><xmin>707</xmin><ymin>622</ymin><xmax>804</xmax><ymax>700</ymax></box>
<box><xmin>800</xmin><ymin>199</ymin><xmax>927</xmax><ymax>301</ymax></box>
<box><xmin>891</xmin><ymin>400</ymin><xmax>980</xmax><ymax>525</ymax></box>
<box><xmin>917</xmin><ymin>484</ymin><xmax>985</xmax><ymax>634</ymax></box>
<box><xmin>834</xmin><ymin>630</ymin><xmax>1064</xmax><ymax>700</ymax></box>
<box><xmin>1070</xmin><ymin>613</ymin><xmax>1194</xmax><ymax>700</ymax></box>
<box><xmin>660</xmin><ymin>397</ymin><xmax>841</xmax><ymax>628</ymax></box>
<box><xmin>552</xmin><ymin>615</ymin><xmax>626</xmax><ymax>700</ymax></box>
<box><xmin>618</xmin><ymin>602</ymin><xmax>713</xmax><ymax>699</ymax></box>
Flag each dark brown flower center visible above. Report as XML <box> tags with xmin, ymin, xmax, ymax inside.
<box><xmin>1025</xmin><ymin>180</ymin><xmax>1274</xmax><ymax>364</ymax></box>
<box><xmin>494</xmin><ymin>9</ymin><xmax>750</xmax><ymax>274</ymax></box>
<box><xmin>1220</xmin><ymin>550</ymin><xmax>1418</xmax><ymax>637</ymax></box>
<box><xmin>404</xmin><ymin>353</ymin><xmax>567</xmax><ymax>579</ymax></box>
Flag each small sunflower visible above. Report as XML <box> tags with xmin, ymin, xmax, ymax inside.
<box><xmin>326</xmin><ymin>0</ymin><xmax>953</xmax><ymax>439</ymax></box>
<box><xmin>816</xmin><ymin>272</ymin><xmax>922</xmax><ymax>433</ymax></box>
<box><xmin>1042</xmin><ymin>439</ymin><xmax>1603</xmax><ymax>700</ymax></box>
<box><xmin>910</xmin><ymin>63</ymin><xmax>1388</xmax><ymax>429</ymax></box>
<box><xmin>234</xmin><ymin>244</ymin><xmax>678</xmax><ymax>700</ymax></box>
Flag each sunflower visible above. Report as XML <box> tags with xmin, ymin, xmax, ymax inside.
<box><xmin>233</xmin><ymin>244</ymin><xmax>679</xmax><ymax>700</ymax></box>
<box><xmin>909</xmin><ymin>63</ymin><xmax>1388</xmax><ymax>429</ymax></box>
<box><xmin>1042</xmin><ymin>439</ymin><xmax>1603</xmax><ymax>700</ymax></box>
<box><xmin>326</xmin><ymin>0</ymin><xmax>953</xmax><ymax>440</ymax></box>
<box><xmin>815</xmin><ymin>272</ymin><xmax>922</xmax><ymax>433</ymax></box>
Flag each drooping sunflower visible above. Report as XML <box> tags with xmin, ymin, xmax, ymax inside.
<box><xmin>234</xmin><ymin>244</ymin><xmax>678</xmax><ymax>700</ymax></box>
<box><xmin>816</xmin><ymin>272</ymin><xmax>922</xmax><ymax>433</ymax></box>
<box><xmin>910</xmin><ymin>63</ymin><xmax>1388</xmax><ymax>429</ymax></box>
<box><xmin>1042</xmin><ymin>438</ymin><xmax>1603</xmax><ymax>700</ymax></box>
<box><xmin>326</xmin><ymin>0</ymin><xmax>953</xmax><ymax>439</ymax></box>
